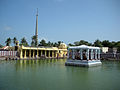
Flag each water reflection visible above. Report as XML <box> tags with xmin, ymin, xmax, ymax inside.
<box><xmin>0</xmin><ymin>59</ymin><xmax>120</xmax><ymax>90</ymax></box>
<box><xmin>101</xmin><ymin>60</ymin><xmax>120</xmax><ymax>71</ymax></box>
<box><xmin>15</xmin><ymin>59</ymin><xmax>66</xmax><ymax>71</ymax></box>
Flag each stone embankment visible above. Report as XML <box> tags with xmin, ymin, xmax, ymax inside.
<box><xmin>0</xmin><ymin>56</ymin><xmax>19</xmax><ymax>60</ymax></box>
<box><xmin>101</xmin><ymin>53</ymin><xmax>120</xmax><ymax>60</ymax></box>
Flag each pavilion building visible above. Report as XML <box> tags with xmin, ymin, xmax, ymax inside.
<box><xmin>65</xmin><ymin>45</ymin><xmax>102</xmax><ymax>67</ymax></box>
<box><xmin>19</xmin><ymin>43</ymin><xmax>67</xmax><ymax>59</ymax></box>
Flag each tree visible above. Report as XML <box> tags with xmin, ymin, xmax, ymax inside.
<box><xmin>0</xmin><ymin>44</ymin><xmax>3</xmax><ymax>48</ymax></box>
<box><xmin>68</xmin><ymin>43</ymin><xmax>74</xmax><ymax>46</ymax></box>
<box><xmin>102</xmin><ymin>40</ymin><xmax>111</xmax><ymax>47</ymax></box>
<box><xmin>31</xmin><ymin>35</ymin><xmax>36</xmax><ymax>46</ymax></box>
<box><xmin>78</xmin><ymin>40</ymin><xmax>92</xmax><ymax>46</ymax></box>
<box><xmin>115</xmin><ymin>41</ymin><xmax>120</xmax><ymax>52</ymax></box>
<box><xmin>20</xmin><ymin>37</ymin><xmax>29</xmax><ymax>46</ymax></box>
<box><xmin>39</xmin><ymin>39</ymin><xmax>47</xmax><ymax>46</ymax></box>
<box><xmin>5</xmin><ymin>37</ymin><xmax>11</xmax><ymax>46</ymax></box>
<box><xmin>47</xmin><ymin>41</ymin><xmax>54</xmax><ymax>47</ymax></box>
<box><xmin>53</xmin><ymin>42</ymin><xmax>58</xmax><ymax>47</ymax></box>
<box><xmin>58</xmin><ymin>41</ymin><xmax>63</xmax><ymax>46</ymax></box>
<box><xmin>94</xmin><ymin>39</ymin><xmax>102</xmax><ymax>47</ymax></box>
<box><xmin>74</xmin><ymin>41</ymin><xmax>80</xmax><ymax>46</ymax></box>
<box><xmin>31</xmin><ymin>41</ymin><xmax>35</xmax><ymax>47</ymax></box>
<box><xmin>13</xmin><ymin>37</ymin><xmax>17</xmax><ymax>45</ymax></box>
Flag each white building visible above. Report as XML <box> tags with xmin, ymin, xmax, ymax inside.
<box><xmin>65</xmin><ymin>45</ymin><xmax>102</xmax><ymax>67</ymax></box>
<box><xmin>101</xmin><ymin>47</ymin><xmax>108</xmax><ymax>53</ymax></box>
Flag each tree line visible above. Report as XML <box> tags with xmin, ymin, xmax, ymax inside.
<box><xmin>4</xmin><ymin>36</ymin><xmax>63</xmax><ymax>47</ymax></box>
<box><xmin>2</xmin><ymin>37</ymin><xmax>120</xmax><ymax>52</ymax></box>
<box><xmin>68</xmin><ymin>39</ymin><xmax>120</xmax><ymax>52</ymax></box>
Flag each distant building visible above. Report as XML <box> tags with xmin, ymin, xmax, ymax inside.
<box><xmin>19</xmin><ymin>43</ymin><xmax>67</xmax><ymax>59</ymax></box>
<box><xmin>100</xmin><ymin>47</ymin><xmax>109</xmax><ymax>53</ymax></box>
<box><xmin>108</xmin><ymin>47</ymin><xmax>117</xmax><ymax>54</ymax></box>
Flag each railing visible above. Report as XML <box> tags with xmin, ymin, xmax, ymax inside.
<box><xmin>0</xmin><ymin>51</ymin><xmax>17</xmax><ymax>57</ymax></box>
<box><xmin>100</xmin><ymin>53</ymin><xmax>120</xmax><ymax>60</ymax></box>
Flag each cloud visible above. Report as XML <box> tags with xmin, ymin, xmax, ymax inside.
<box><xmin>4</xmin><ymin>26</ymin><xmax>12</xmax><ymax>30</ymax></box>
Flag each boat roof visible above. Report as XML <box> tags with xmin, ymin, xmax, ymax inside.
<box><xmin>69</xmin><ymin>45</ymin><xmax>100</xmax><ymax>50</ymax></box>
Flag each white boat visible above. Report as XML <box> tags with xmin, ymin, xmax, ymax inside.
<box><xmin>65</xmin><ymin>45</ymin><xmax>102</xmax><ymax>67</ymax></box>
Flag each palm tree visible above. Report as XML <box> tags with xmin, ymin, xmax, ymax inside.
<box><xmin>31</xmin><ymin>35</ymin><xmax>36</xmax><ymax>46</ymax></box>
<box><xmin>5</xmin><ymin>37</ymin><xmax>11</xmax><ymax>46</ymax></box>
<box><xmin>13</xmin><ymin>37</ymin><xmax>17</xmax><ymax>45</ymax></box>
<box><xmin>20</xmin><ymin>37</ymin><xmax>29</xmax><ymax>46</ymax></box>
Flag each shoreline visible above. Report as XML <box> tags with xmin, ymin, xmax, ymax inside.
<box><xmin>0</xmin><ymin>56</ymin><xmax>67</xmax><ymax>61</ymax></box>
<box><xmin>0</xmin><ymin>56</ymin><xmax>120</xmax><ymax>61</ymax></box>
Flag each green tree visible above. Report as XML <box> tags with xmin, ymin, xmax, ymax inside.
<box><xmin>31</xmin><ymin>35</ymin><xmax>36</xmax><ymax>46</ymax></box>
<box><xmin>20</xmin><ymin>37</ymin><xmax>29</xmax><ymax>46</ymax></box>
<box><xmin>74</xmin><ymin>41</ymin><xmax>80</xmax><ymax>46</ymax></box>
<box><xmin>13</xmin><ymin>37</ymin><xmax>17</xmax><ymax>45</ymax></box>
<box><xmin>0</xmin><ymin>44</ymin><xmax>3</xmax><ymax>48</ymax></box>
<box><xmin>68</xmin><ymin>43</ymin><xmax>74</xmax><ymax>46</ymax></box>
<box><xmin>58</xmin><ymin>41</ymin><xmax>63</xmax><ymax>46</ymax></box>
<box><xmin>110</xmin><ymin>41</ymin><xmax>116</xmax><ymax>48</ymax></box>
<box><xmin>47</xmin><ymin>41</ymin><xmax>54</xmax><ymax>47</ymax></box>
<box><xmin>115</xmin><ymin>41</ymin><xmax>120</xmax><ymax>52</ymax></box>
<box><xmin>79</xmin><ymin>40</ymin><xmax>92</xmax><ymax>46</ymax></box>
<box><xmin>102</xmin><ymin>40</ymin><xmax>111</xmax><ymax>47</ymax></box>
<box><xmin>39</xmin><ymin>39</ymin><xmax>47</xmax><ymax>46</ymax></box>
<box><xmin>94</xmin><ymin>39</ymin><xmax>102</xmax><ymax>47</ymax></box>
<box><xmin>53</xmin><ymin>42</ymin><xmax>58</xmax><ymax>47</ymax></box>
<box><xmin>5</xmin><ymin>37</ymin><xmax>11</xmax><ymax>46</ymax></box>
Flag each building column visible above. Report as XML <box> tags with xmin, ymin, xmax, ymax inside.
<box><xmin>72</xmin><ymin>49</ymin><xmax>75</xmax><ymax>59</ymax></box>
<box><xmin>67</xmin><ymin>49</ymin><xmax>69</xmax><ymax>58</ymax></box>
<box><xmin>95</xmin><ymin>49</ymin><xmax>97</xmax><ymax>60</ymax></box>
<box><xmin>29</xmin><ymin>50</ymin><xmax>31</xmax><ymax>58</ymax></box>
<box><xmin>91</xmin><ymin>49</ymin><xmax>93</xmax><ymax>60</ymax></box>
<box><xmin>24</xmin><ymin>50</ymin><xmax>26</xmax><ymax>58</ymax></box>
<box><xmin>20</xmin><ymin>49</ymin><xmax>23</xmax><ymax>59</ymax></box>
<box><xmin>33</xmin><ymin>50</ymin><xmax>35</xmax><ymax>58</ymax></box>
<box><xmin>87</xmin><ymin>49</ymin><xmax>89</xmax><ymax>60</ymax></box>
<box><xmin>80</xmin><ymin>49</ymin><xmax>83</xmax><ymax>60</ymax></box>
<box><xmin>98</xmin><ymin>49</ymin><xmax>100</xmax><ymax>60</ymax></box>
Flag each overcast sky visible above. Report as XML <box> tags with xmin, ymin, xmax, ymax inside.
<box><xmin>0</xmin><ymin>0</ymin><xmax>120</xmax><ymax>45</ymax></box>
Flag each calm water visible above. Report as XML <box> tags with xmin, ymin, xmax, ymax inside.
<box><xmin>0</xmin><ymin>59</ymin><xmax>120</xmax><ymax>90</ymax></box>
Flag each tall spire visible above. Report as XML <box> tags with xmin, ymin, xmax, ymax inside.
<box><xmin>35</xmin><ymin>8</ymin><xmax>38</xmax><ymax>46</ymax></box>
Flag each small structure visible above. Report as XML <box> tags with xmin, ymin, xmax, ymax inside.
<box><xmin>101</xmin><ymin>47</ymin><xmax>108</xmax><ymax>53</ymax></box>
<box><xmin>65</xmin><ymin>45</ymin><xmax>102</xmax><ymax>67</ymax></box>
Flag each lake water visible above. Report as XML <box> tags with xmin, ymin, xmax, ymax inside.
<box><xmin>0</xmin><ymin>59</ymin><xmax>120</xmax><ymax>90</ymax></box>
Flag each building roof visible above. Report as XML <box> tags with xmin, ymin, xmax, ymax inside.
<box><xmin>2</xmin><ymin>46</ymin><xmax>9</xmax><ymax>50</ymax></box>
<box><xmin>69</xmin><ymin>45</ymin><xmax>100</xmax><ymax>50</ymax></box>
<box><xmin>20</xmin><ymin>45</ymin><xmax>67</xmax><ymax>51</ymax></box>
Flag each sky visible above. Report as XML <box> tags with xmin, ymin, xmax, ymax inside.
<box><xmin>0</xmin><ymin>0</ymin><xmax>120</xmax><ymax>45</ymax></box>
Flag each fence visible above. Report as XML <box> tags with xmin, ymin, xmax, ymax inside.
<box><xmin>0</xmin><ymin>51</ymin><xmax>17</xmax><ymax>57</ymax></box>
<box><xmin>100</xmin><ymin>53</ymin><xmax>120</xmax><ymax>60</ymax></box>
